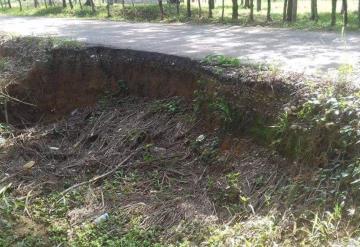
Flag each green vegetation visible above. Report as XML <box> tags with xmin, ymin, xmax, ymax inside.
<box><xmin>1</xmin><ymin>37</ymin><xmax>360</xmax><ymax>246</ymax></box>
<box><xmin>0</xmin><ymin>185</ymin><xmax>163</xmax><ymax>246</ymax></box>
<box><xmin>1</xmin><ymin>0</ymin><xmax>360</xmax><ymax>31</ymax></box>
<box><xmin>0</xmin><ymin>57</ymin><xmax>8</xmax><ymax>71</ymax></box>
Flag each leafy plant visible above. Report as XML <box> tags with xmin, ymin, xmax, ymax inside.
<box><xmin>273</xmin><ymin>90</ymin><xmax>360</xmax><ymax>164</ymax></box>
<box><xmin>202</xmin><ymin>54</ymin><xmax>242</xmax><ymax>67</ymax></box>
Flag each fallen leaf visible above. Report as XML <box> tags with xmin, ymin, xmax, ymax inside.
<box><xmin>23</xmin><ymin>161</ymin><xmax>35</xmax><ymax>169</ymax></box>
<box><xmin>0</xmin><ymin>183</ymin><xmax>12</xmax><ymax>195</ymax></box>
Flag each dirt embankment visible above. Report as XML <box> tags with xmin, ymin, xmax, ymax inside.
<box><xmin>0</xmin><ymin>37</ymin><xmax>295</xmax><ymax>127</ymax></box>
<box><xmin>2</xmin><ymin>37</ymin><xmax>329</xmax><ymax>246</ymax></box>
<box><xmin>2</xmin><ymin>36</ymin><xmax>360</xmax><ymax>246</ymax></box>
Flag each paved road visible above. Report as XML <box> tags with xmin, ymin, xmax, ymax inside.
<box><xmin>1</xmin><ymin>16</ymin><xmax>360</xmax><ymax>79</ymax></box>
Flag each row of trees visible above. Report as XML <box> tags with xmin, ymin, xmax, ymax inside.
<box><xmin>0</xmin><ymin>0</ymin><xmax>358</xmax><ymax>26</ymax></box>
<box><xmin>188</xmin><ymin>0</ymin><xmax>357</xmax><ymax>26</ymax></box>
<box><xmin>0</xmin><ymin>0</ymin><xmax>95</xmax><ymax>12</ymax></box>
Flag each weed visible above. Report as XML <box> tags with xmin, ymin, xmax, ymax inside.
<box><xmin>202</xmin><ymin>54</ymin><xmax>242</xmax><ymax>67</ymax></box>
<box><xmin>0</xmin><ymin>57</ymin><xmax>8</xmax><ymax>71</ymax></box>
<box><xmin>151</xmin><ymin>98</ymin><xmax>183</xmax><ymax>114</ymax></box>
<box><xmin>71</xmin><ymin>214</ymin><xmax>162</xmax><ymax>246</ymax></box>
<box><xmin>117</xmin><ymin>79</ymin><xmax>129</xmax><ymax>93</ymax></box>
<box><xmin>272</xmin><ymin>90</ymin><xmax>360</xmax><ymax>164</ymax></box>
<box><xmin>46</xmin><ymin>37</ymin><xmax>84</xmax><ymax>49</ymax></box>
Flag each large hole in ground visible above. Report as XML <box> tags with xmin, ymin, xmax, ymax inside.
<box><xmin>3</xmin><ymin>38</ymin><xmax>340</xmax><ymax>246</ymax></box>
<box><xmin>4</xmin><ymin>47</ymin><xmax>203</xmax><ymax>126</ymax></box>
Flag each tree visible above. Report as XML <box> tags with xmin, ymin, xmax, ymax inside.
<box><xmin>34</xmin><ymin>0</ymin><xmax>40</xmax><ymax>7</ymax></box>
<box><xmin>176</xmin><ymin>0</ymin><xmax>180</xmax><ymax>16</ymax></box>
<box><xmin>292</xmin><ymin>0</ymin><xmax>297</xmax><ymax>21</ymax></box>
<box><xmin>342</xmin><ymin>0</ymin><xmax>348</xmax><ymax>26</ymax></box>
<box><xmin>18</xmin><ymin>0</ymin><xmax>22</xmax><ymax>10</ymax></box>
<box><xmin>286</xmin><ymin>0</ymin><xmax>297</xmax><ymax>22</ymax></box>
<box><xmin>84</xmin><ymin>0</ymin><xmax>96</xmax><ymax>13</ymax></box>
<box><xmin>267</xmin><ymin>0</ymin><xmax>272</xmax><ymax>21</ymax></box>
<box><xmin>331</xmin><ymin>0</ymin><xmax>337</xmax><ymax>26</ymax></box>
<box><xmin>358</xmin><ymin>0</ymin><xmax>360</xmax><ymax>25</ymax></box>
<box><xmin>249</xmin><ymin>0</ymin><xmax>254</xmax><ymax>21</ymax></box>
<box><xmin>310</xmin><ymin>0</ymin><xmax>318</xmax><ymax>21</ymax></box>
<box><xmin>90</xmin><ymin>0</ymin><xmax>96</xmax><ymax>13</ymax></box>
<box><xmin>158</xmin><ymin>0</ymin><xmax>164</xmax><ymax>20</ymax></box>
<box><xmin>257</xmin><ymin>0</ymin><xmax>261</xmax><ymax>11</ymax></box>
<box><xmin>7</xmin><ymin>0</ymin><xmax>11</xmax><ymax>8</ymax></box>
<box><xmin>232</xmin><ymin>0</ymin><xmax>238</xmax><ymax>19</ymax></box>
<box><xmin>197</xmin><ymin>0</ymin><xmax>202</xmax><ymax>17</ymax></box>
<box><xmin>221</xmin><ymin>0</ymin><xmax>225</xmax><ymax>21</ymax></box>
<box><xmin>106</xmin><ymin>0</ymin><xmax>111</xmax><ymax>17</ymax></box>
<box><xmin>244</xmin><ymin>0</ymin><xmax>249</xmax><ymax>8</ymax></box>
<box><xmin>62</xmin><ymin>0</ymin><xmax>67</xmax><ymax>8</ymax></box>
<box><xmin>208</xmin><ymin>0</ymin><xmax>214</xmax><ymax>18</ymax></box>
<box><xmin>283</xmin><ymin>0</ymin><xmax>287</xmax><ymax>21</ymax></box>
<box><xmin>187</xmin><ymin>0</ymin><xmax>191</xmax><ymax>17</ymax></box>
<box><xmin>69</xmin><ymin>0</ymin><xmax>74</xmax><ymax>9</ymax></box>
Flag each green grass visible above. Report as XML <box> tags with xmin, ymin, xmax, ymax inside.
<box><xmin>1</xmin><ymin>1</ymin><xmax>360</xmax><ymax>31</ymax></box>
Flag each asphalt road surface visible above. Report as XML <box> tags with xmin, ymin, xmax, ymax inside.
<box><xmin>1</xmin><ymin>16</ymin><xmax>359</xmax><ymax>80</ymax></box>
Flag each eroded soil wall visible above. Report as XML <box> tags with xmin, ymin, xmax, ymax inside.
<box><xmin>1</xmin><ymin>44</ymin><xmax>294</xmax><ymax>126</ymax></box>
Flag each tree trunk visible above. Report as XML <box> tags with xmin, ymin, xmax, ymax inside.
<box><xmin>286</xmin><ymin>0</ymin><xmax>296</xmax><ymax>22</ymax></box>
<box><xmin>69</xmin><ymin>0</ymin><xmax>74</xmax><ymax>9</ymax></box>
<box><xmin>62</xmin><ymin>0</ymin><xmax>67</xmax><ymax>7</ymax></box>
<box><xmin>198</xmin><ymin>0</ymin><xmax>201</xmax><ymax>17</ymax></box>
<box><xmin>267</xmin><ymin>0</ymin><xmax>271</xmax><ymax>21</ymax></box>
<box><xmin>358</xmin><ymin>0</ymin><xmax>360</xmax><ymax>25</ymax></box>
<box><xmin>187</xmin><ymin>0</ymin><xmax>191</xmax><ymax>17</ymax></box>
<box><xmin>176</xmin><ymin>0</ymin><xmax>180</xmax><ymax>16</ymax></box>
<box><xmin>106</xmin><ymin>0</ymin><xmax>111</xmax><ymax>17</ymax></box>
<box><xmin>48</xmin><ymin>0</ymin><xmax>53</xmax><ymax>7</ymax></box>
<box><xmin>249</xmin><ymin>0</ymin><xmax>254</xmax><ymax>21</ymax></box>
<box><xmin>221</xmin><ymin>0</ymin><xmax>225</xmax><ymax>20</ymax></box>
<box><xmin>89</xmin><ymin>0</ymin><xmax>95</xmax><ymax>13</ymax></box>
<box><xmin>292</xmin><ymin>0</ymin><xmax>297</xmax><ymax>21</ymax></box>
<box><xmin>240</xmin><ymin>0</ymin><xmax>243</xmax><ymax>5</ymax></box>
<box><xmin>286</xmin><ymin>0</ymin><xmax>292</xmax><ymax>21</ymax></box>
<box><xmin>256</xmin><ymin>0</ymin><xmax>260</xmax><ymax>11</ymax></box>
<box><xmin>34</xmin><ymin>0</ymin><xmax>40</xmax><ymax>7</ymax></box>
<box><xmin>310</xmin><ymin>0</ymin><xmax>318</xmax><ymax>21</ymax></box>
<box><xmin>208</xmin><ymin>0</ymin><xmax>212</xmax><ymax>18</ymax></box>
<box><xmin>342</xmin><ymin>0</ymin><xmax>348</xmax><ymax>26</ymax></box>
<box><xmin>283</xmin><ymin>0</ymin><xmax>287</xmax><ymax>21</ymax></box>
<box><xmin>158</xmin><ymin>0</ymin><xmax>164</xmax><ymax>20</ymax></box>
<box><xmin>0</xmin><ymin>0</ymin><xmax>3</xmax><ymax>9</ymax></box>
<box><xmin>79</xmin><ymin>0</ymin><xmax>83</xmax><ymax>9</ymax></box>
<box><xmin>232</xmin><ymin>0</ymin><xmax>238</xmax><ymax>19</ymax></box>
<box><xmin>244</xmin><ymin>0</ymin><xmax>249</xmax><ymax>8</ymax></box>
<box><xmin>7</xmin><ymin>0</ymin><xmax>11</xmax><ymax>8</ymax></box>
<box><xmin>44</xmin><ymin>0</ymin><xmax>48</xmax><ymax>8</ymax></box>
<box><xmin>331</xmin><ymin>0</ymin><xmax>337</xmax><ymax>26</ymax></box>
<box><xmin>91</xmin><ymin>0</ymin><xmax>95</xmax><ymax>13</ymax></box>
<box><xmin>18</xmin><ymin>0</ymin><xmax>22</xmax><ymax>10</ymax></box>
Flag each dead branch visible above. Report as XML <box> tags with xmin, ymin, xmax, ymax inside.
<box><xmin>61</xmin><ymin>149</ymin><xmax>140</xmax><ymax>195</ymax></box>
